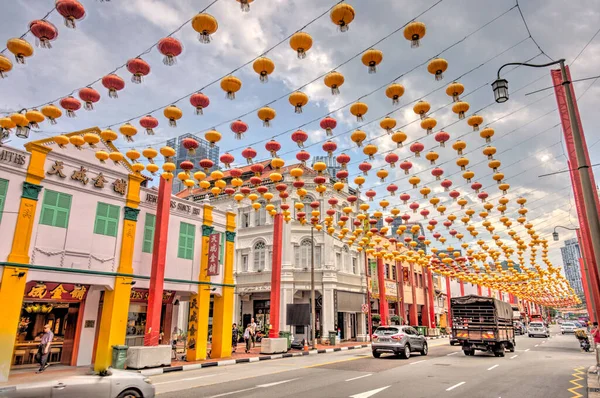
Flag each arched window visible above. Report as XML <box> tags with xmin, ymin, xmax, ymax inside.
<box><xmin>255</xmin><ymin>200</ymin><xmax>267</xmax><ymax>226</ymax></box>
<box><xmin>295</xmin><ymin>238</ymin><xmax>321</xmax><ymax>268</ymax></box>
<box><xmin>298</xmin><ymin>195</ymin><xmax>316</xmax><ymax>217</ymax></box>
<box><xmin>253</xmin><ymin>241</ymin><xmax>266</xmax><ymax>271</ymax></box>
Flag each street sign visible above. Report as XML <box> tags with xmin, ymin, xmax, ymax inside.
<box><xmin>207</xmin><ymin>233</ymin><xmax>221</xmax><ymax>276</ymax></box>
<box><xmin>362</xmin><ymin>304</ymin><xmax>369</xmax><ymax>314</ymax></box>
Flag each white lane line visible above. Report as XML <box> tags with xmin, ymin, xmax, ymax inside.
<box><xmin>256</xmin><ymin>378</ymin><xmax>300</xmax><ymax>388</ymax></box>
<box><xmin>446</xmin><ymin>382</ymin><xmax>466</xmax><ymax>391</ymax></box>
<box><xmin>447</xmin><ymin>352</ymin><xmax>459</xmax><ymax>356</ymax></box>
<box><xmin>535</xmin><ymin>344</ymin><xmax>539</xmax><ymax>347</ymax></box>
<box><xmin>350</xmin><ymin>386</ymin><xmax>391</xmax><ymax>398</ymax></box>
<box><xmin>345</xmin><ymin>374</ymin><xmax>373</xmax><ymax>382</ymax></box>
<box><xmin>153</xmin><ymin>374</ymin><xmax>218</xmax><ymax>385</ymax></box>
<box><xmin>208</xmin><ymin>387</ymin><xmax>257</xmax><ymax>398</ymax></box>
<box><xmin>409</xmin><ymin>360</ymin><xmax>427</xmax><ymax>365</ymax></box>
<box><xmin>525</xmin><ymin>348</ymin><xmax>530</xmax><ymax>352</ymax></box>
<box><xmin>487</xmin><ymin>364</ymin><xmax>499</xmax><ymax>371</ymax></box>
<box><xmin>510</xmin><ymin>355</ymin><xmax>518</xmax><ymax>359</ymax></box>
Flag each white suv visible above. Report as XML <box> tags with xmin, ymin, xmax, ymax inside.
<box><xmin>560</xmin><ymin>322</ymin><xmax>577</xmax><ymax>334</ymax></box>
<box><xmin>528</xmin><ymin>321</ymin><xmax>550</xmax><ymax>338</ymax></box>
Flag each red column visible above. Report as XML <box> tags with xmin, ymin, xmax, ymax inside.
<box><xmin>422</xmin><ymin>276</ymin><xmax>430</xmax><ymax>328</ymax></box>
<box><xmin>579</xmin><ymin>256</ymin><xmax>595</xmax><ymax>322</ymax></box>
<box><xmin>397</xmin><ymin>261</ymin><xmax>406</xmax><ymax>322</ymax></box>
<box><xmin>477</xmin><ymin>284</ymin><xmax>482</xmax><ymax>296</ymax></box>
<box><xmin>269</xmin><ymin>214</ymin><xmax>283</xmax><ymax>338</ymax></box>
<box><xmin>487</xmin><ymin>287</ymin><xmax>492</xmax><ymax>297</ymax></box>
<box><xmin>145</xmin><ymin>177</ymin><xmax>172</xmax><ymax>346</ymax></box>
<box><xmin>364</xmin><ymin>252</ymin><xmax>372</xmax><ymax>339</ymax></box>
<box><xmin>445</xmin><ymin>276</ymin><xmax>452</xmax><ymax>329</ymax></box>
<box><xmin>409</xmin><ymin>262</ymin><xmax>418</xmax><ymax>326</ymax></box>
<box><xmin>426</xmin><ymin>269</ymin><xmax>436</xmax><ymax>328</ymax></box>
<box><xmin>377</xmin><ymin>256</ymin><xmax>389</xmax><ymax>326</ymax></box>
<box><xmin>459</xmin><ymin>280</ymin><xmax>465</xmax><ymax>296</ymax></box>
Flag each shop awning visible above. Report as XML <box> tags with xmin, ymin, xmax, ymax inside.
<box><xmin>337</xmin><ymin>291</ymin><xmax>364</xmax><ymax>312</ymax></box>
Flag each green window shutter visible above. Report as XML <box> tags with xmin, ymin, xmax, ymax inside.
<box><xmin>219</xmin><ymin>232</ymin><xmax>225</xmax><ymax>265</ymax></box>
<box><xmin>0</xmin><ymin>178</ymin><xmax>8</xmax><ymax>224</ymax></box>
<box><xmin>178</xmin><ymin>222</ymin><xmax>195</xmax><ymax>260</ymax></box>
<box><xmin>94</xmin><ymin>202</ymin><xmax>120</xmax><ymax>237</ymax></box>
<box><xmin>39</xmin><ymin>190</ymin><xmax>72</xmax><ymax>228</ymax></box>
<box><xmin>142</xmin><ymin>213</ymin><xmax>156</xmax><ymax>253</ymax></box>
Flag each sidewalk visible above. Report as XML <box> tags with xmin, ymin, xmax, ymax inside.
<box><xmin>0</xmin><ymin>365</ymin><xmax>92</xmax><ymax>387</ymax></box>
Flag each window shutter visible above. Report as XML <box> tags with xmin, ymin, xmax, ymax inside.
<box><xmin>0</xmin><ymin>178</ymin><xmax>7</xmax><ymax>224</ymax></box>
<box><xmin>142</xmin><ymin>213</ymin><xmax>156</xmax><ymax>253</ymax></box>
<box><xmin>94</xmin><ymin>202</ymin><xmax>120</xmax><ymax>236</ymax></box>
<box><xmin>40</xmin><ymin>190</ymin><xmax>72</xmax><ymax>228</ymax></box>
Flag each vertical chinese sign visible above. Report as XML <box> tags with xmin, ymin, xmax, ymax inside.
<box><xmin>207</xmin><ymin>233</ymin><xmax>220</xmax><ymax>276</ymax></box>
<box><xmin>369</xmin><ymin>260</ymin><xmax>378</xmax><ymax>295</ymax></box>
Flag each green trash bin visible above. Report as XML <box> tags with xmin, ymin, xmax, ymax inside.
<box><xmin>415</xmin><ymin>326</ymin><xmax>427</xmax><ymax>337</ymax></box>
<box><xmin>111</xmin><ymin>345</ymin><xmax>128</xmax><ymax>369</ymax></box>
<box><xmin>278</xmin><ymin>331</ymin><xmax>291</xmax><ymax>350</ymax></box>
<box><xmin>328</xmin><ymin>331</ymin><xmax>337</xmax><ymax>346</ymax></box>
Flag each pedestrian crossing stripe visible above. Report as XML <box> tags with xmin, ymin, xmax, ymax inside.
<box><xmin>568</xmin><ymin>366</ymin><xmax>585</xmax><ymax>398</ymax></box>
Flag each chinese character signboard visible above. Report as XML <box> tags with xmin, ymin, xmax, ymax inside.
<box><xmin>207</xmin><ymin>233</ymin><xmax>220</xmax><ymax>276</ymax></box>
<box><xmin>24</xmin><ymin>282</ymin><xmax>89</xmax><ymax>302</ymax></box>
<box><xmin>129</xmin><ymin>288</ymin><xmax>175</xmax><ymax>304</ymax></box>
<box><xmin>369</xmin><ymin>260</ymin><xmax>378</xmax><ymax>295</ymax></box>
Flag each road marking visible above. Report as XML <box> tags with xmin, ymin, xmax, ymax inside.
<box><xmin>350</xmin><ymin>386</ymin><xmax>391</xmax><ymax>398</ymax></box>
<box><xmin>153</xmin><ymin>374</ymin><xmax>218</xmax><ymax>385</ymax></box>
<box><xmin>446</xmin><ymin>352</ymin><xmax>458</xmax><ymax>356</ymax></box>
<box><xmin>568</xmin><ymin>366</ymin><xmax>586</xmax><ymax>398</ymax></box>
<box><xmin>446</xmin><ymin>382</ymin><xmax>466</xmax><ymax>391</ymax></box>
<box><xmin>305</xmin><ymin>356</ymin><xmax>364</xmax><ymax>368</ymax></box>
<box><xmin>409</xmin><ymin>360</ymin><xmax>427</xmax><ymax>365</ymax></box>
<box><xmin>525</xmin><ymin>348</ymin><xmax>530</xmax><ymax>352</ymax></box>
<box><xmin>208</xmin><ymin>387</ymin><xmax>257</xmax><ymax>398</ymax></box>
<box><xmin>510</xmin><ymin>355</ymin><xmax>518</xmax><ymax>359</ymax></box>
<box><xmin>535</xmin><ymin>344</ymin><xmax>539</xmax><ymax>347</ymax></box>
<box><xmin>256</xmin><ymin>378</ymin><xmax>299</xmax><ymax>388</ymax></box>
<box><xmin>345</xmin><ymin>374</ymin><xmax>372</xmax><ymax>382</ymax></box>
<box><xmin>487</xmin><ymin>365</ymin><xmax>499</xmax><ymax>371</ymax></box>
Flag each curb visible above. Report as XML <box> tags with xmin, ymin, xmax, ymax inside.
<box><xmin>139</xmin><ymin>344</ymin><xmax>371</xmax><ymax>376</ymax></box>
<box><xmin>426</xmin><ymin>335</ymin><xmax>449</xmax><ymax>340</ymax></box>
<box><xmin>588</xmin><ymin>366</ymin><xmax>600</xmax><ymax>397</ymax></box>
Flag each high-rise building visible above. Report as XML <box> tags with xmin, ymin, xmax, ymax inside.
<box><xmin>312</xmin><ymin>155</ymin><xmax>340</xmax><ymax>177</ymax></box>
<box><xmin>561</xmin><ymin>238</ymin><xmax>584</xmax><ymax>295</ymax></box>
<box><xmin>166</xmin><ymin>133</ymin><xmax>219</xmax><ymax>194</ymax></box>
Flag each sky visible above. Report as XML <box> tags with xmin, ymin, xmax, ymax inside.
<box><xmin>1</xmin><ymin>0</ymin><xmax>599</xmax><ymax>275</ymax></box>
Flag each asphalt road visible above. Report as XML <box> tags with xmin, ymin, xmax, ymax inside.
<box><xmin>151</xmin><ymin>326</ymin><xmax>593</xmax><ymax>398</ymax></box>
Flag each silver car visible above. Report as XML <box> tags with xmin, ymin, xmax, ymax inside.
<box><xmin>0</xmin><ymin>369</ymin><xmax>155</xmax><ymax>398</ymax></box>
<box><xmin>561</xmin><ymin>322</ymin><xmax>577</xmax><ymax>334</ymax></box>
<box><xmin>528</xmin><ymin>321</ymin><xmax>550</xmax><ymax>338</ymax></box>
<box><xmin>372</xmin><ymin>325</ymin><xmax>428</xmax><ymax>359</ymax></box>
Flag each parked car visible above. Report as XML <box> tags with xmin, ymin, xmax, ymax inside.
<box><xmin>528</xmin><ymin>321</ymin><xmax>550</xmax><ymax>338</ymax></box>
<box><xmin>561</xmin><ymin>322</ymin><xmax>577</xmax><ymax>334</ymax></box>
<box><xmin>0</xmin><ymin>369</ymin><xmax>155</xmax><ymax>398</ymax></box>
<box><xmin>371</xmin><ymin>325</ymin><xmax>428</xmax><ymax>359</ymax></box>
<box><xmin>513</xmin><ymin>321</ymin><xmax>526</xmax><ymax>335</ymax></box>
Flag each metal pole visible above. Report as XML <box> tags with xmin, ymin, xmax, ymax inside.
<box><xmin>576</xmin><ymin>227</ymin><xmax>598</xmax><ymax>319</ymax></box>
<box><xmin>559</xmin><ymin>60</ymin><xmax>600</xmax><ymax>296</ymax></box>
<box><xmin>311</xmin><ymin>226</ymin><xmax>316</xmax><ymax>349</ymax></box>
<box><xmin>364</xmin><ymin>250</ymin><xmax>373</xmax><ymax>339</ymax></box>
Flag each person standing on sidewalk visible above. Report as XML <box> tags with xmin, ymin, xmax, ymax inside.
<box><xmin>250</xmin><ymin>318</ymin><xmax>257</xmax><ymax>348</ymax></box>
<box><xmin>243</xmin><ymin>324</ymin><xmax>252</xmax><ymax>353</ymax></box>
<box><xmin>232</xmin><ymin>323</ymin><xmax>239</xmax><ymax>353</ymax></box>
<box><xmin>36</xmin><ymin>324</ymin><xmax>53</xmax><ymax>373</ymax></box>
<box><xmin>591</xmin><ymin>322</ymin><xmax>600</xmax><ymax>350</ymax></box>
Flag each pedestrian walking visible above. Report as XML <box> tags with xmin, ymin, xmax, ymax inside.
<box><xmin>250</xmin><ymin>318</ymin><xmax>257</xmax><ymax>348</ymax></box>
<box><xmin>36</xmin><ymin>324</ymin><xmax>53</xmax><ymax>373</ymax></box>
<box><xmin>232</xmin><ymin>323</ymin><xmax>239</xmax><ymax>353</ymax></box>
<box><xmin>243</xmin><ymin>324</ymin><xmax>252</xmax><ymax>353</ymax></box>
<box><xmin>591</xmin><ymin>322</ymin><xmax>600</xmax><ymax>349</ymax></box>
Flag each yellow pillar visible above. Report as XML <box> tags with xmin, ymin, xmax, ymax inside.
<box><xmin>211</xmin><ymin>211</ymin><xmax>236</xmax><ymax>358</ymax></box>
<box><xmin>0</xmin><ymin>143</ymin><xmax>51</xmax><ymax>382</ymax></box>
<box><xmin>186</xmin><ymin>204</ymin><xmax>213</xmax><ymax>361</ymax></box>
<box><xmin>94</xmin><ymin>173</ymin><xmax>144</xmax><ymax>372</ymax></box>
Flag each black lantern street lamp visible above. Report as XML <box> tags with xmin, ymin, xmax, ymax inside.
<box><xmin>552</xmin><ymin>225</ymin><xmax>579</xmax><ymax>241</ymax></box>
<box><xmin>491</xmin><ymin>78</ymin><xmax>509</xmax><ymax>103</ymax></box>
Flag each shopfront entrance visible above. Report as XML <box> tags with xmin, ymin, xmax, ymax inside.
<box><xmin>13</xmin><ymin>282</ymin><xmax>88</xmax><ymax>368</ymax></box>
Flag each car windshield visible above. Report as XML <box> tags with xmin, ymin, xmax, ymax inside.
<box><xmin>563</xmin><ymin>323</ymin><xmax>575</xmax><ymax>327</ymax></box>
<box><xmin>375</xmin><ymin>327</ymin><xmax>401</xmax><ymax>336</ymax></box>
<box><xmin>529</xmin><ymin>322</ymin><xmax>543</xmax><ymax>327</ymax></box>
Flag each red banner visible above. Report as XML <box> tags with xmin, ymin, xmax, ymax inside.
<box><xmin>207</xmin><ymin>233</ymin><xmax>220</xmax><ymax>276</ymax></box>
<box><xmin>24</xmin><ymin>282</ymin><xmax>89</xmax><ymax>302</ymax></box>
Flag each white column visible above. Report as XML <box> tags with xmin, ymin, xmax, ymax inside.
<box><xmin>322</xmin><ymin>285</ymin><xmax>335</xmax><ymax>340</ymax></box>
<box><xmin>280</xmin><ymin>282</ymin><xmax>294</xmax><ymax>333</ymax></box>
<box><xmin>76</xmin><ymin>287</ymin><xmax>101</xmax><ymax>366</ymax></box>
<box><xmin>357</xmin><ymin>312</ymin><xmax>367</xmax><ymax>342</ymax></box>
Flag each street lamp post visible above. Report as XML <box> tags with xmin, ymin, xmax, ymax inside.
<box><xmin>494</xmin><ymin>60</ymin><xmax>600</xmax><ymax>305</ymax></box>
<box><xmin>310</xmin><ymin>224</ymin><xmax>317</xmax><ymax>350</ymax></box>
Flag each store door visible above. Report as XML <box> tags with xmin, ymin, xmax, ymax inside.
<box><xmin>61</xmin><ymin>303</ymin><xmax>81</xmax><ymax>366</ymax></box>
<box><xmin>349</xmin><ymin>313</ymin><xmax>357</xmax><ymax>339</ymax></box>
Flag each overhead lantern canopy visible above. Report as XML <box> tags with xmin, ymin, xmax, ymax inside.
<box><xmin>330</xmin><ymin>3</ymin><xmax>355</xmax><ymax>32</ymax></box>
<box><xmin>446</xmin><ymin>81</ymin><xmax>464</xmax><ymax>102</ymax></box>
<box><xmin>324</xmin><ymin>71</ymin><xmax>344</xmax><ymax>95</ymax></box>
<box><xmin>361</xmin><ymin>48</ymin><xmax>383</xmax><ymax>74</ymax></box>
<box><xmin>427</xmin><ymin>58</ymin><xmax>448</xmax><ymax>81</ymax></box>
<box><xmin>29</xmin><ymin>20</ymin><xmax>59</xmax><ymax>49</ymax></box>
<box><xmin>289</xmin><ymin>32</ymin><xmax>313</xmax><ymax>59</ymax></box>
<box><xmin>101</xmin><ymin>74</ymin><xmax>125</xmax><ymax>98</ymax></box>
<box><xmin>385</xmin><ymin>83</ymin><xmax>405</xmax><ymax>105</ymax></box>
<box><xmin>289</xmin><ymin>91</ymin><xmax>309</xmax><ymax>113</ymax></box>
<box><xmin>253</xmin><ymin>57</ymin><xmax>275</xmax><ymax>83</ymax></box>
<box><xmin>6</xmin><ymin>38</ymin><xmax>33</xmax><ymax>64</ymax></box>
<box><xmin>221</xmin><ymin>75</ymin><xmax>242</xmax><ymax>100</ymax></box>
<box><xmin>55</xmin><ymin>0</ymin><xmax>86</xmax><ymax>29</ymax></box>
<box><xmin>403</xmin><ymin>21</ymin><xmax>426</xmax><ymax>48</ymax></box>
<box><xmin>157</xmin><ymin>37</ymin><xmax>183</xmax><ymax>66</ymax></box>
<box><xmin>191</xmin><ymin>13</ymin><xmax>218</xmax><ymax>43</ymax></box>
<box><xmin>126</xmin><ymin>57</ymin><xmax>151</xmax><ymax>84</ymax></box>
<box><xmin>350</xmin><ymin>101</ymin><xmax>368</xmax><ymax>121</ymax></box>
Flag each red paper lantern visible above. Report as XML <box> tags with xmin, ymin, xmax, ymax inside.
<box><xmin>291</xmin><ymin>130</ymin><xmax>308</xmax><ymax>148</ymax></box>
<box><xmin>429</xmin><ymin>219</ymin><xmax>438</xmax><ymax>227</ymax></box>
<box><xmin>220</xmin><ymin>153</ymin><xmax>235</xmax><ymax>168</ymax></box>
<box><xmin>250</xmin><ymin>176</ymin><xmax>262</xmax><ymax>186</ymax></box>
<box><xmin>199</xmin><ymin>158</ymin><xmax>215</xmax><ymax>172</ymax></box>
<box><xmin>327</xmin><ymin>209</ymin><xmax>337</xmax><ymax>216</ymax></box>
<box><xmin>385</xmin><ymin>153</ymin><xmax>399</xmax><ymax>168</ymax></box>
<box><xmin>387</xmin><ymin>184</ymin><xmax>398</xmax><ymax>196</ymax></box>
<box><xmin>443</xmin><ymin>221</ymin><xmax>452</xmax><ymax>229</ymax></box>
<box><xmin>320</xmin><ymin>116</ymin><xmax>337</xmax><ymax>136</ymax></box>
<box><xmin>265</xmin><ymin>140</ymin><xmax>281</xmax><ymax>157</ymax></box>
<box><xmin>230</xmin><ymin>168</ymin><xmax>243</xmax><ymax>178</ymax></box>
<box><xmin>293</xmin><ymin>180</ymin><xmax>305</xmax><ymax>189</ymax></box>
<box><xmin>180</xmin><ymin>160</ymin><xmax>194</xmax><ymax>171</ymax></box>
<box><xmin>59</xmin><ymin>96</ymin><xmax>81</xmax><ymax>118</ymax></box>
<box><xmin>441</xmin><ymin>179</ymin><xmax>453</xmax><ymax>191</ymax></box>
<box><xmin>409</xmin><ymin>202</ymin><xmax>420</xmax><ymax>213</ymax></box>
<box><xmin>328</xmin><ymin>197</ymin><xmax>339</xmax><ymax>208</ymax></box>
<box><xmin>433</xmin><ymin>232</ymin><xmax>441</xmax><ymax>240</ymax></box>
<box><xmin>241</xmin><ymin>147</ymin><xmax>257</xmax><ymax>164</ymax></box>
<box><xmin>101</xmin><ymin>74</ymin><xmax>125</xmax><ymax>98</ymax></box>
<box><xmin>78</xmin><ymin>87</ymin><xmax>100</xmax><ymax>111</ymax></box>
<box><xmin>240</xmin><ymin>187</ymin><xmax>251</xmax><ymax>196</ymax></box>
<box><xmin>230</xmin><ymin>120</ymin><xmax>248</xmax><ymax>140</ymax></box>
<box><xmin>431</xmin><ymin>167</ymin><xmax>444</xmax><ymax>180</ymax></box>
<box><xmin>399</xmin><ymin>160</ymin><xmax>412</xmax><ymax>174</ymax></box>
<box><xmin>420</xmin><ymin>209</ymin><xmax>430</xmax><ymax>219</ymax></box>
<box><xmin>157</xmin><ymin>37</ymin><xmax>183</xmax><ymax>66</ymax></box>
<box><xmin>365</xmin><ymin>189</ymin><xmax>376</xmax><ymax>201</ymax></box>
<box><xmin>182</xmin><ymin>137</ymin><xmax>199</xmax><ymax>155</ymax></box>
<box><xmin>477</xmin><ymin>191</ymin><xmax>489</xmax><ymax>202</ymax></box>
<box><xmin>409</xmin><ymin>142</ymin><xmax>424</xmax><ymax>157</ymax></box>
<box><xmin>250</xmin><ymin>163</ymin><xmax>265</xmax><ymax>176</ymax></box>
<box><xmin>336</xmin><ymin>153</ymin><xmax>351</xmax><ymax>170</ymax></box>
<box><xmin>139</xmin><ymin>115</ymin><xmax>159</xmax><ymax>135</ymax></box>
<box><xmin>400</xmin><ymin>193</ymin><xmax>410</xmax><ymax>204</ymax></box>
<box><xmin>435</xmin><ymin>131</ymin><xmax>450</xmax><ymax>147</ymax></box>
<box><xmin>276</xmin><ymin>183</ymin><xmax>288</xmax><ymax>192</ymax></box>
<box><xmin>401</xmin><ymin>213</ymin><xmax>411</xmax><ymax>222</ymax></box>
<box><xmin>29</xmin><ymin>20</ymin><xmax>58</xmax><ymax>48</ymax></box>
<box><xmin>296</xmin><ymin>150</ymin><xmax>310</xmax><ymax>165</ymax></box>
<box><xmin>224</xmin><ymin>187</ymin><xmax>236</xmax><ymax>196</ymax></box>
<box><xmin>336</xmin><ymin>170</ymin><xmax>349</xmax><ymax>182</ymax></box>
<box><xmin>449</xmin><ymin>190</ymin><xmax>460</xmax><ymax>200</ymax></box>
<box><xmin>347</xmin><ymin>195</ymin><xmax>358</xmax><ymax>204</ymax></box>
<box><xmin>358</xmin><ymin>161</ymin><xmax>372</xmax><ymax>176</ymax></box>
<box><xmin>190</xmin><ymin>92</ymin><xmax>210</xmax><ymax>115</ymax></box>
<box><xmin>314</xmin><ymin>176</ymin><xmax>326</xmax><ymax>185</ymax></box>
<box><xmin>257</xmin><ymin>186</ymin><xmax>269</xmax><ymax>195</ymax></box>
<box><xmin>471</xmin><ymin>182</ymin><xmax>482</xmax><ymax>193</ymax></box>
<box><xmin>55</xmin><ymin>0</ymin><xmax>85</xmax><ymax>28</ymax></box>
<box><xmin>127</xmin><ymin>58</ymin><xmax>151</xmax><ymax>84</ymax></box>
<box><xmin>322</xmin><ymin>140</ymin><xmax>337</xmax><ymax>158</ymax></box>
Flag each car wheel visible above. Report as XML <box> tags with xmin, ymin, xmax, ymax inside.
<box><xmin>117</xmin><ymin>389</ymin><xmax>142</xmax><ymax>398</ymax></box>
<box><xmin>372</xmin><ymin>351</ymin><xmax>381</xmax><ymax>358</ymax></box>
<box><xmin>528</xmin><ymin>334</ymin><xmax>532</xmax><ymax>338</ymax></box>
<box><xmin>562</xmin><ymin>332</ymin><xmax>564</xmax><ymax>334</ymax></box>
<box><xmin>450</xmin><ymin>341</ymin><xmax>455</xmax><ymax>346</ymax></box>
<box><xmin>400</xmin><ymin>344</ymin><xmax>411</xmax><ymax>359</ymax></box>
<box><xmin>463</xmin><ymin>349</ymin><xmax>473</xmax><ymax>356</ymax></box>
<box><xmin>420</xmin><ymin>342</ymin><xmax>428</xmax><ymax>356</ymax></box>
